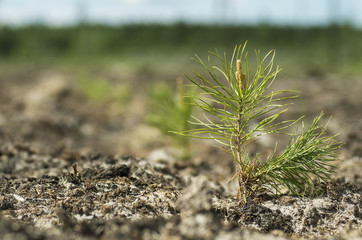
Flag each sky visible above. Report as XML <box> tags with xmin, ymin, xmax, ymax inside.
<box><xmin>0</xmin><ymin>0</ymin><xmax>361</xmax><ymax>27</ymax></box>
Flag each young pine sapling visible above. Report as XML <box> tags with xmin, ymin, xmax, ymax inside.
<box><xmin>176</xmin><ymin>43</ymin><xmax>342</xmax><ymax>204</ymax></box>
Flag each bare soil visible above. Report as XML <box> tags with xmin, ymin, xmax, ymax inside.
<box><xmin>0</xmin><ymin>67</ymin><xmax>361</xmax><ymax>240</ymax></box>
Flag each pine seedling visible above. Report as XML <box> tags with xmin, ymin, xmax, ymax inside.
<box><xmin>177</xmin><ymin>43</ymin><xmax>342</xmax><ymax>204</ymax></box>
<box><xmin>146</xmin><ymin>78</ymin><xmax>195</xmax><ymax>160</ymax></box>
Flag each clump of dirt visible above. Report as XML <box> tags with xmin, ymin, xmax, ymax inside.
<box><xmin>214</xmin><ymin>180</ymin><xmax>362</xmax><ymax>238</ymax></box>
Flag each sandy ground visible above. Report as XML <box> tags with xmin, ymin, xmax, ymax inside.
<box><xmin>0</xmin><ymin>67</ymin><xmax>361</xmax><ymax>239</ymax></box>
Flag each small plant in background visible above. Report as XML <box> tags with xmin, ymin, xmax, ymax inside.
<box><xmin>76</xmin><ymin>72</ymin><xmax>132</xmax><ymax>116</ymax></box>
<box><xmin>146</xmin><ymin>78</ymin><xmax>195</xmax><ymax>160</ymax></box>
<box><xmin>176</xmin><ymin>43</ymin><xmax>342</xmax><ymax>204</ymax></box>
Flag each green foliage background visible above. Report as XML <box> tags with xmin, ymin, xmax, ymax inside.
<box><xmin>1</xmin><ymin>23</ymin><xmax>362</xmax><ymax>75</ymax></box>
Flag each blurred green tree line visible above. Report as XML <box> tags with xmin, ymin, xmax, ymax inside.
<box><xmin>0</xmin><ymin>23</ymin><xmax>359</xmax><ymax>57</ymax></box>
<box><xmin>1</xmin><ymin>23</ymin><xmax>362</xmax><ymax>74</ymax></box>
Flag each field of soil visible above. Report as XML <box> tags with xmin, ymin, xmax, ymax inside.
<box><xmin>0</xmin><ymin>66</ymin><xmax>361</xmax><ymax>240</ymax></box>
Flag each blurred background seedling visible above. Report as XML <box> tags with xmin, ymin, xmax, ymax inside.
<box><xmin>145</xmin><ymin>78</ymin><xmax>196</xmax><ymax>161</ymax></box>
<box><xmin>76</xmin><ymin>71</ymin><xmax>132</xmax><ymax>116</ymax></box>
